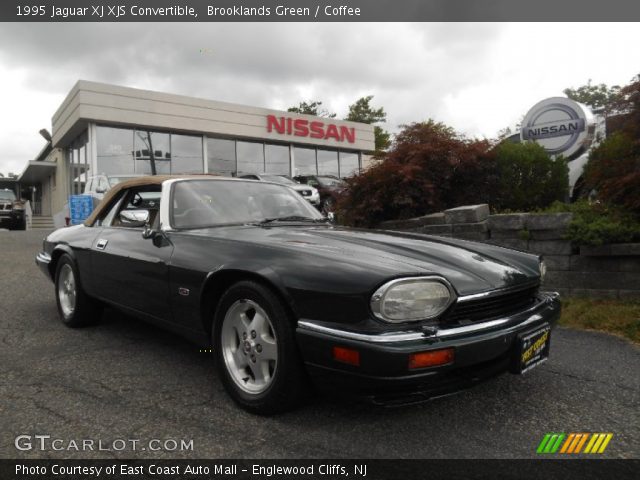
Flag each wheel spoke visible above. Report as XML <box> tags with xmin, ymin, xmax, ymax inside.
<box><xmin>233</xmin><ymin>346</ymin><xmax>248</xmax><ymax>369</ymax></box>
<box><xmin>259</xmin><ymin>338</ymin><xmax>277</xmax><ymax>362</ymax></box>
<box><xmin>249</xmin><ymin>359</ymin><xmax>270</xmax><ymax>385</ymax></box>
<box><xmin>248</xmin><ymin>311</ymin><xmax>267</xmax><ymax>336</ymax></box>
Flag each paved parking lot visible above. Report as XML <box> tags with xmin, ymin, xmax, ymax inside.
<box><xmin>1</xmin><ymin>229</ymin><xmax>639</xmax><ymax>459</ymax></box>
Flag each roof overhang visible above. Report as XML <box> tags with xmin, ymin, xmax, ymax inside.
<box><xmin>18</xmin><ymin>161</ymin><xmax>56</xmax><ymax>184</ymax></box>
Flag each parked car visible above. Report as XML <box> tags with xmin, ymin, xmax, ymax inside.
<box><xmin>36</xmin><ymin>175</ymin><xmax>560</xmax><ymax>414</ymax></box>
<box><xmin>84</xmin><ymin>174</ymin><xmax>141</xmax><ymax>201</ymax></box>
<box><xmin>293</xmin><ymin>174</ymin><xmax>346</xmax><ymax>214</ymax></box>
<box><xmin>0</xmin><ymin>189</ymin><xmax>26</xmax><ymax>230</ymax></box>
<box><xmin>239</xmin><ymin>173</ymin><xmax>320</xmax><ymax>206</ymax></box>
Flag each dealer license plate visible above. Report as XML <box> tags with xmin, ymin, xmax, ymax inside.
<box><xmin>514</xmin><ymin>324</ymin><xmax>551</xmax><ymax>374</ymax></box>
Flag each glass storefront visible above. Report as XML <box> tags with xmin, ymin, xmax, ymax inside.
<box><xmin>171</xmin><ymin>134</ymin><xmax>203</xmax><ymax>174</ymax></box>
<box><xmin>96</xmin><ymin>126</ymin><xmax>134</xmax><ymax>175</ymax></box>
<box><xmin>93</xmin><ymin>125</ymin><xmax>360</xmax><ymax>181</ymax></box>
<box><xmin>264</xmin><ymin>144</ymin><xmax>289</xmax><ymax>175</ymax></box>
<box><xmin>207</xmin><ymin>138</ymin><xmax>236</xmax><ymax>176</ymax></box>
<box><xmin>134</xmin><ymin>130</ymin><xmax>171</xmax><ymax>174</ymax></box>
<box><xmin>67</xmin><ymin>131</ymin><xmax>90</xmax><ymax>195</ymax></box>
<box><xmin>339</xmin><ymin>151</ymin><xmax>360</xmax><ymax>178</ymax></box>
<box><xmin>237</xmin><ymin>141</ymin><xmax>264</xmax><ymax>174</ymax></box>
<box><xmin>293</xmin><ymin>147</ymin><xmax>317</xmax><ymax>176</ymax></box>
<box><xmin>317</xmin><ymin>149</ymin><xmax>339</xmax><ymax>177</ymax></box>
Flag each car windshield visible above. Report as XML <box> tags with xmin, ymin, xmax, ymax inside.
<box><xmin>317</xmin><ymin>176</ymin><xmax>346</xmax><ymax>187</ymax></box>
<box><xmin>109</xmin><ymin>176</ymin><xmax>138</xmax><ymax>187</ymax></box>
<box><xmin>171</xmin><ymin>180</ymin><xmax>324</xmax><ymax>229</ymax></box>
<box><xmin>0</xmin><ymin>190</ymin><xmax>16</xmax><ymax>201</ymax></box>
<box><xmin>261</xmin><ymin>175</ymin><xmax>296</xmax><ymax>185</ymax></box>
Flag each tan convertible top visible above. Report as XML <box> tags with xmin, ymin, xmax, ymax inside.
<box><xmin>83</xmin><ymin>174</ymin><xmax>221</xmax><ymax>226</ymax></box>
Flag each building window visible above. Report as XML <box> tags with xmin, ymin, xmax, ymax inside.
<box><xmin>317</xmin><ymin>149</ymin><xmax>339</xmax><ymax>177</ymax></box>
<box><xmin>237</xmin><ymin>141</ymin><xmax>264</xmax><ymax>174</ymax></box>
<box><xmin>134</xmin><ymin>130</ymin><xmax>170</xmax><ymax>174</ymax></box>
<box><xmin>67</xmin><ymin>130</ymin><xmax>90</xmax><ymax>196</ymax></box>
<box><xmin>339</xmin><ymin>151</ymin><xmax>359</xmax><ymax>178</ymax></box>
<box><xmin>293</xmin><ymin>147</ymin><xmax>316</xmax><ymax>176</ymax></box>
<box><xmin>264</xmin><ymin>144</ymin><xmax>290</xmax><ymax>175</ymax></box>
<box><xmin>171</xmin><ymin>134</ymin><xmax>203</xmax><ymax>174</ymax></box>
<box><xmin>96</xmin><ymin>126</ymin><xmax>134</xmax><ymax>175</ymax></box>
<box><xmin>207</xmin><ymin>138</ymin><xmax>236</xmax><ymax>176</ymax></box>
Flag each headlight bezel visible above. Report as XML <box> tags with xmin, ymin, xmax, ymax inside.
<box><xmin>539</xmin><ymin>257</ymin><xmax>547</xmax><ymax>282</ymax></box>
<box><xmin>370</xmin><ymin>276</ymin><xmax>456</xmax><ymax>324</ymax></box>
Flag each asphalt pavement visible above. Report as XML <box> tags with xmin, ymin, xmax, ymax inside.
<box><xmin>1</xmin><ymin>229</ymin><xmax>638</xmax><ymax>459</ymax></box>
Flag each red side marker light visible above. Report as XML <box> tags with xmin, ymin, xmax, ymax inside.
<box><xmin>409</xmin><ymin>348</ymin><xmax>454</xmax><ymax>369</ymax></box>
<box><xmin>332</xmin><ymin>346</ymin><xmax>360</xmax><ymax>366</ymax></box>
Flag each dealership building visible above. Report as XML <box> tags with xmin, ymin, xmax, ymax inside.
<box><xmin>17</xmin><ymin>80</ymin><xmax>375</xmax><ymax>227</ymax></box>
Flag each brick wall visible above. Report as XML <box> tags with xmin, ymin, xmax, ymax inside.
<box><xmin>377</xmin><ymin>204</ymin><xmax>640</xmax><ymax>300</ymax></box>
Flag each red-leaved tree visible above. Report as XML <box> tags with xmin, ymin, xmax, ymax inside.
<box><xmin>337</xmin><ymin>120</ymin><xmax>495</xmax><ymax>227</ymax></box>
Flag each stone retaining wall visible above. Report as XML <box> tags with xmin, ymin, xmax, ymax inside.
<box><xmin>377</xmin><ymin>204</ymin><xmax>640</xmax><ymax>300</ymax></box>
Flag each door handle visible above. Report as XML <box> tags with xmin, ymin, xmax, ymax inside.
<box><xmin>96</xmin><ymin>239</ymin><xmax>108</xmax><ymax>250</ymax></box>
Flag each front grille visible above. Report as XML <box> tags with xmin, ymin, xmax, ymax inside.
<box><xmin>442</xmin><ymin>285</ymin><xmax>539</xmax><ymax>326</ymax></box>
<box><xmin>0</xmin><ymin>203</ymin><xmax>11</xmax><ymax>211</ymax></box>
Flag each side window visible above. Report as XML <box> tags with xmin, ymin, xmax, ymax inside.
<box><xmin>306</xmin><ymin>177</ymin><xmax>319</xmax><ymax>187</ymax></box>
<box><xmin>98</xmin><ymin>191</ymin><xmax>127</xmax><ymax>227</ymax></box>
<box><xmin>111</xmin><ymin>187</ymin><xmax>162</xmax><ymax>229</ymax></box>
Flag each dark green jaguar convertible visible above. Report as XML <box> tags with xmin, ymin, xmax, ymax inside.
<box><xmin>36</xmin><ymin>176</ymin><xmax>560</xmax><ymax>414</ymax></box>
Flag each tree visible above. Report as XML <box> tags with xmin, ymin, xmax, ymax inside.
<box><xmin>563</xmin><ymin>79</ymin><xmax>621</xmax><ymax>114</ymax></box>
<box><xmin>492</xmin><ymin>142</ymin><xmax>569</xmax><ymax>212</ymax></box>
<box><xmin>345</xmin><ymin>95</ymin><xmax>391</xmax><ymax>151</ymax></box>
<box><xmin>337</xmin><ymin>120</ymin><xmax>493</xmax><ymax>227</ymax></box>
<box><xmin>584</xmin><ymin>74</ymin><xmax>640</xmax><ymax>213</ymax></box>
<box><xmin>287</xmin><ymin>100</ymin><xmax>336</xmax><ymax>118</ymax></box>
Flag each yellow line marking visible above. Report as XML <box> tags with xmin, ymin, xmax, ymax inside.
<box><xmin>584</xmin><ymin>434</ymin><xmax>599</xmax><ymax>453</ymax></box>
<box><xmin>590</xmin><ymin>434</ymin><xmax>606</xmax><ymax>454</ymax></box>
<box><xmin>598</xmin><ymin>434</ymin><xmax>613</xmax><ymax>453</ymax></box>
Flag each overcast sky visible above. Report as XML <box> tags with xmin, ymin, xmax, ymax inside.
<box><xmin>0</xmin><ymin>22</ymin><xmax>638</xmax><ymax>175</ymax></box>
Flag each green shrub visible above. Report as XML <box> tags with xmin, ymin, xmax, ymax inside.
<box><xmin>541</xmin><ymin>200</ymin><xmax>640</xmax><ymax>246</ymax></box>
<box><xmin>491</xmin><ymin>142</ymin><xmax>569</xmax><ymax>212</ymax></box>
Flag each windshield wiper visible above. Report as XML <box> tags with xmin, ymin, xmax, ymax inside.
<box><xmin>254</xmin><ymin>215</ymin><xmax>329</xmax><ymax>225</ymax></box>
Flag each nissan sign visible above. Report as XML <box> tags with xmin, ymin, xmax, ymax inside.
<box><xmin>520</xmin><ymin>97</ymin><xmax>595</xmax><ymax>160</ymax></box>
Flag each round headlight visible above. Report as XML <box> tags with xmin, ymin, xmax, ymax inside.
<box><xmin>371</xmin><ymin>277</ymin><xmax>454</xmax><ymax>323</ymax></box>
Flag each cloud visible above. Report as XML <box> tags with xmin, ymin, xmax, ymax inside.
<box><xmin>0</xmin><ymin>22</ymin><xmax>638</xmax><ymax>175</ymax></box>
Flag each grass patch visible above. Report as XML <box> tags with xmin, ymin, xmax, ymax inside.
<box><xmin>559</xmin><ymin>297</ymin><xmax>640</xmax><ymax>344</ymax></box>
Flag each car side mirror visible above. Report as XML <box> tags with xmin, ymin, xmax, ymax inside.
<box><xmin>119</xmin><ymin>209</ymin><xmax>149</xmax><ymax>228</ymax></box>
<box><xmin>141</xmin><ymin>224</ymin><xmax>157</xmax><ymax>239</ymax></box>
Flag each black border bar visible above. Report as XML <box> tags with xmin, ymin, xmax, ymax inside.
<box><xmin>2</xmin><ymin>459</ymin><xmax>639</xmax><ymax>480</ymax></box>
<box><xmin>2</xmin><ymin>0</ymin><xmax>640</xmax><ymax>22</ymax></box>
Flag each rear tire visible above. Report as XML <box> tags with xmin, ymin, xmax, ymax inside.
<box><xmin>54</xmin><ymin>254</ymin><xmax>103</xmax><ymax>327</ymax></box>
<box><xmin>213</xmin><ymin>280</ymin><xmax>307</xmax><ymax>415</ymax></box>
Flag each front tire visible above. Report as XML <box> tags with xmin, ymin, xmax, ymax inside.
<box><xmin>54</xmin><ymin>254</ymin><xmax>102</xmax><ymax>327</ymax></box>
<box><xmin>213</xmin><ymin>281</ymin><xmax>307</xmax><ymax>414</ymax></box>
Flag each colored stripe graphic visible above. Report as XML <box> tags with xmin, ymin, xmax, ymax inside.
<box><xmin>538</xmin><ymin>433</ymin><xmax>613</xmax><ymax>454</ymax></box>
<box><xmin>537</xmin><ymin>433</ymin><xmax>565</xmax><ymax>454</ymax></box>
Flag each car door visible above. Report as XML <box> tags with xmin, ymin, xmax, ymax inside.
<box><xmin>90</xmin><ymin>186</ymin><xmax>174</xmax><ymax>321</ymax></box>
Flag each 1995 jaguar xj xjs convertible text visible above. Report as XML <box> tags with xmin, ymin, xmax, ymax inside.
<box><xmin>36</xmin><ymin>176</ymin><xmax>561</xmax><ymax>414</ymax></box>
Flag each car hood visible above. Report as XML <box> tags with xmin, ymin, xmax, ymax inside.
<box><xmin>186</xmin><ymin>225</ymin><xmax>540</xmax><ymax>296</ymax></box>
<box><xmin>290</xmin><ymin>184</ymin><xmax>316</xmax><ymax>193</ymax></box>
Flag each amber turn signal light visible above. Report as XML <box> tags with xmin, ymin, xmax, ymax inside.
<box><xmin>408</xmin><ymin>348</ymin><xmax>454</xmax><ymax>369</ymax></box>
<box><xmin>332</xmin><ymin>346</ymin><xmax>360</xmax><ymax>366</ymax></box>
